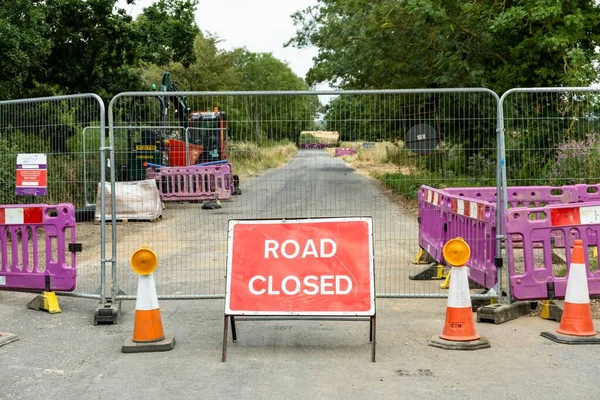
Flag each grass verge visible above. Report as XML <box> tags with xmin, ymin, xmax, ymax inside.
<box><xmin>229</xmin><ymin>140</ymin><xmax>297</xmax><ymax>179</ymax></box>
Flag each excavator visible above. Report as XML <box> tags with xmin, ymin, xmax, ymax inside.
<box><xmin>126</xmin><ymin>72</ymin><xmax>240</xmax><ymax>195</ymax></box>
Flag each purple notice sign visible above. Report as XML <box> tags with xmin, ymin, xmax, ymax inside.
<box><xmin>16</xmin><ymin>154</ymin><xmax>47</xmax><ymax>196</ymax></box>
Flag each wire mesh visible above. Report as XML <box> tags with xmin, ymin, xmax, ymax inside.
<box><xmin>0</xmin><ymin>95</ymin><xmax>106</xmax><ymax>298</ymax></box>
<box><xmin>502</xmin><ymin>88</ymin><xmax>600</xmax><ymax>187</ymax></box>
<box><xmin>500</xmin><ymin>88</ymin><xmax>600</xmax><ymax>301</ymax></box>
<box><xmin>108</xmin><ymin>89</ymin><xmax>499</xmax><ymax>299</ymax></box>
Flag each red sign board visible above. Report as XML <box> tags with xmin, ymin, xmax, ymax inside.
<box><xmin>225</xmin><ymin>217</ymin><xmax>374</xmax><ymax>316</ymax></box>
<box><xmin>16</xmin><ymin>154</ymin><xmax>47</xmax><ymax>196</ymax></box>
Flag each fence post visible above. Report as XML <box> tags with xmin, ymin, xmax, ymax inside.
<box><xmin>496</xmin><ymin>95</ymin><xmax>508</xmax><ymax>304</ymax></box>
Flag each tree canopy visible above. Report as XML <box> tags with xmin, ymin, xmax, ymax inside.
<box><xmin>288</xmin><ymin>0</ymin><xmax>600</xmax><ymax>92</ymax></box>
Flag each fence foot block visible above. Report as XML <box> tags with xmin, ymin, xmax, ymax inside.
<box><xmin>477</xmin><ymin>301</ymin><xmax>532</xmax><ymax>325</ymax></box>
<box><xmin>27</xmin><ymin>292</ymin><xmax>61</xmax><ymax>314</ymax></box>
<box><xmin>122</xmin><ymin>335</ymin><xmax>176</xmax><ymax>353</ymax></box>
<box><xmin>94</xmin><ymin>301</ymin><xmax>121</xmax><ymax>325</ymax></box>
<box><xmin>412</xmin><ymin>249</ymin><xmax>435</xmax><ymax>265</ymax></box>
<box><xmin>0</xmin><ymin>332</ymin><xmax>19</xmax><ymax>348</ymax></box>
<box><xmin>471</xmin><ymin>289</ymin><xmax>497</xmax><ymax>311</ymax></box>
<box><xmin>428</xmin><ymin>336</ymin><xmax>491</xmax><ymax>350</ymax></box>
<box><xmin>409</xmin><ymin>263</ymin><xmax>446</xmax><ymax>280</ymax></box>
<box><xmin>202</xmin><ymin>200</ymin><xmax>222</xmax><ymax>210</ymax></box>
<box><xmin>540</xmin><ymin>300</ymin><xmax>563</xmax><ymax>322</ymax></box>
<box><xmin>540</xmin><ymin>331</ymin><xmax>600</xmax><ymax>345</ymax></box>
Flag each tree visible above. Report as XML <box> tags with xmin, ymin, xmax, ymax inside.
<box><xmin>229</xmin><ymin>51</ymin><xmax>318</xmax><ymax>143</ymax></box>
<box><xmin>0</xmin><ymin>0</ymin><xmax>50</xmax><ymax>99</ymax></box>
<box><xmin>0</xmin><ymin>0</ymin><xmax>202</xmax><ymax>100</ymax></box>
<box><xmin>288</xmin><ymin>0</ymin><xmax>600</xmax><ymax>92</ymax></box>
<box><xmin>27</xmin><ymin>0</ymin><xmax>142</xmax><ymax>98</ymax></box>
<box><xmin>135</xmin><ymin>0</ymin><xmax>200</xmax><ymax>68</ymax></box>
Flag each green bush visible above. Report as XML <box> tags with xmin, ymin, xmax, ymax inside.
<box><xmin>550</xmin><ymin>133</ymin><xmax>600</xmax><ymax>185</ymax></box>
<box><xmin>380</xmin><ymin>170</ymin><xmax>494</xmax><ymax>201</ymax></box>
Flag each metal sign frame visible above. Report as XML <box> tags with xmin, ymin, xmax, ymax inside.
<box><xmin>222</xmin><ymin>216</ymin><xmax>376</xmax><ymax>362</ymax></box>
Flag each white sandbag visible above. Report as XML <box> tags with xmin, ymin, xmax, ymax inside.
<box><xmin>95</xmin><ymin>179</ymin><xmax>162</xmax><ymax>222</ymax></box>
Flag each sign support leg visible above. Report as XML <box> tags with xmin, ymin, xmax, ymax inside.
<box><xmin>222</xmin><ymin>315</ymin><xmax>229</xmax><ymax>362</ymax></box>
<box><xmin>231</xmin><ymin>316</ymin><xmax>237</xmax><ymax>342</ymax></box>
<box><xmin>371</xmin><ymin>315</ymin><xmax>376</xmax><ymax>363</ymax></box>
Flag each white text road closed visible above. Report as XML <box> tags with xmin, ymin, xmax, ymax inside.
<box><xmin>225</xmin><ymin>218</ymin><xmax>375</xmax><ymax>316</ymax></box>
<box><xmin>249</xmin><ymin>275</ymin><xmax>352</xmax><ymax>295</ymax></box>
<box><xmin>264</xmin><ymin>239</ymin><xmax>336</xmax><ymax>259</ymax></box>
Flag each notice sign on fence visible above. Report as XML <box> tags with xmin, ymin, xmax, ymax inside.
<box><xmin>225</xmin><ymin>217</ymin><xmax>375</xmax><ymax>316</ymax></box>
<box><xmin>16</xmin><ymin>154</ymin><xmax>47</xmax><ymax>196</ymax></box>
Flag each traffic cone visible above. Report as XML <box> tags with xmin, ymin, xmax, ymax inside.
<box><xmin>429</xmin><ymin>238</ymin><xmax>490</xmax><ymax>350</ymax></box>
<box><xmin>122</xmin><ymin>247</ymin><xmax>176</xmax><ymax>353</ymax></box>
<box><xmin>542</xmin><ymin>239</ymin><xmax>600</xmax><ymax>344</ymax></box>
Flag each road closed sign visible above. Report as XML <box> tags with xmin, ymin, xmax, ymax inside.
<box><xmin>225</xmin><ymin>217</ymin><xmax>374</xmax><ymax>316</ymax></box>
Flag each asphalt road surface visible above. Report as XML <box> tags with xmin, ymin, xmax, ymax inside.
<box><xmin>74</xmin><ymin>149</ymin><xmax>427</xmax><ymax>298</ymax></box>
<box><xmin>3</xmin><ymin>151</ymin><xmax>600</xmax><ymax>399</ymax></box>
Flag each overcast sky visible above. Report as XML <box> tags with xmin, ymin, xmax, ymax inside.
<box><xmin>118</xmin><ymin>0</ymin><xmax>321</xmax><ymax>85</ymax></box>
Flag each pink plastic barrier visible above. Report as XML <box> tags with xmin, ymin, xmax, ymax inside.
<box><xmin>506</xmin><ymin>202</ymin><xmax>600</xmax><ymax>300</ymax></box>
<box><xmin>419</xmin><ymin>186</ymin><xmax>497</xmax><ymax>288</ymax></box>
<box><xmin>444</xmin><ymin>184</ymin><xmax>592</xmax><ymax>208</ymax></box>
<box><xmin>146</xmin><ymin>163</ymin><xmax>233</xmax><ymax>202</ymax></box>
<box><xmin>418</xmin><ymin>187</ymin><xmax>446</xmax><ymax>263</ymax></box>
<box><xmin>334</xmin><ymin>148</ymin><xmax>356</xmax><ymax>157</ymax></box>
<box><xmin>420</xmin><ymin>184</ymin><xmax>600</xmax><ymax>300</ymax></box>
<box><xmin>0</xmin><ymin>204</ymin><xmax>77</xmax><ymax>291</ymax></box>
<box><xmin>299</xmin><ymin>143</ymin><xmax>327</xmax><ymax>149</ymax></box>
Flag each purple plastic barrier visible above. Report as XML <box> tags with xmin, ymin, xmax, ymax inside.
<box><xmin>146</xmin><ymin>163</ymin><xmax>233</xmax><ymax>202</ymax></box>
<box><xmin>335</xmin><ymin>148</ymin><xmax>356</xmax><ymax>157</ymax></box>
<box><xmin>419</xmin><ymin>186</ymin><xmax>497</xmax><ymax>288</ymax></box>
<box><xmin>299</xmin><ymin>143</ymin><xmax>327</xmax><ymax>150</ymax></box>
<box><xmin>506</xmin><ymin>202</ymin><xmax>600</xmax><ymax>300</ymax></box>
<box><xmin>0</xmin><ymin>203</ymin><xmax>77</xmax><ymax>292</ymax></box>
<box><xmin>445</xmin><ymin>185</ymin><xmax>589</xmax><ymax>246</ymax></box>
<box><xmin>421</xmin><ymin>184</ymin><xmax>600</xmax><ymax>299</ymax></box>
<box><xmin>445</xmin><ymin>195</ymin><xmax>497</xmax><ymax>288</ymax></box>
<box><xmin>418</xmin><ymin>187</ymin><xmax>447</xmax><ymax>263</ymax></box>
<box><xmin>444</xmin><ymin>184</ymin><xmax>596</xmax><ymax>208</ymax></box>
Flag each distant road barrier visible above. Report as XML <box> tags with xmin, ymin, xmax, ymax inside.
<box><xmin>146</xmin><ymin>163</ymin><xmax>233</xmax><ymax>202</ymax></box>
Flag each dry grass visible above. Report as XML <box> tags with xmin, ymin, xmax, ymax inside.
<box><xmin>229</xmin><ymin>141</ymin><xmax>297</xmax><ymax>179</ymax></box>
<box><xmin>305</xmin><ymin>130</ymin><xmax>339</xmax><ymax>144</ymax></box>
<box><xmin>325</xmin><ymin>141</ymin><xmax>412</xmax><ymax>179</ymax></box>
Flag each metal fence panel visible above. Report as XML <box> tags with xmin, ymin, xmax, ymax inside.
<box><xmin>107</xmin><ymin>89</ymin><xmax>499</xmax><ymax>300</ymax></box>
<box><xmin>500</xmin><ymin>88</ymin><xmax>600</xmax><ymax>301</ymax></box>
<box><xmin>0</xmin><ymin>94</ymin><xmax>107</xmax><ymax>300</ymax></box>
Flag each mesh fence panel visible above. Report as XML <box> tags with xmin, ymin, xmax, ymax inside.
<box><xmin>500</xmin><ymin>88</ymin><xmax>600</xmax><ymax>301</ymax></box>
<box><xmin>0</xmin><ymin>95</ymin><xmax>106</xmax><ymax>298</ymax></box>
<box><xmin>108</xmin><ymin>89</ymin><xmax>499</xmax><ymax>299</ymax></box>
<box><xmin>501</xmin><ymin>89</ymin><xmax>600</xmax><ymax>187</ymax></box>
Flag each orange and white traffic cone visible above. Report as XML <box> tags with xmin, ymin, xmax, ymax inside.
<box><xmin>429</xmin><ymin>238</ymin><xmax>490</xmax><ymax>350</ymax></box>
<box><xmin>122</xmin><ymin>246</ymin><xmax>176</xmax><ymax>353</ymax></box>
<box><xmin>542</xmin><ymin>239</ymin><xmax>600</xmax><ymax>344</ymax></box>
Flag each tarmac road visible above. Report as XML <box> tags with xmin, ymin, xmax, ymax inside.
<box><xmin>91</xmin><ymin>149</ymin><xmax>428</xmax><ymax>298</ymax></box>
<box><xmin>2</xmin><ymin>150</ymin><xmax>600</xmax><ymax>399</ymax></box>
<box><xmin>2</xmin><ymin>294</ymin><xmax>600</xmax><ymax>399</ymax></box>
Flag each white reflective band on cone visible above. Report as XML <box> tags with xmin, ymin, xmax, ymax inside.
<box><xmin>564</xmin><ymin>263</ymin><xmax>591</xmax><ymax>304</ymax></box>
<box><xmin>447</xmin><ymin>267</ymin><xmax>472</xmax><ymax>308</ymax></box>
<box><xmin>135</xmin><ymin>274</ymin><xmax>160</xmax><ymax>311</ymax></box>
